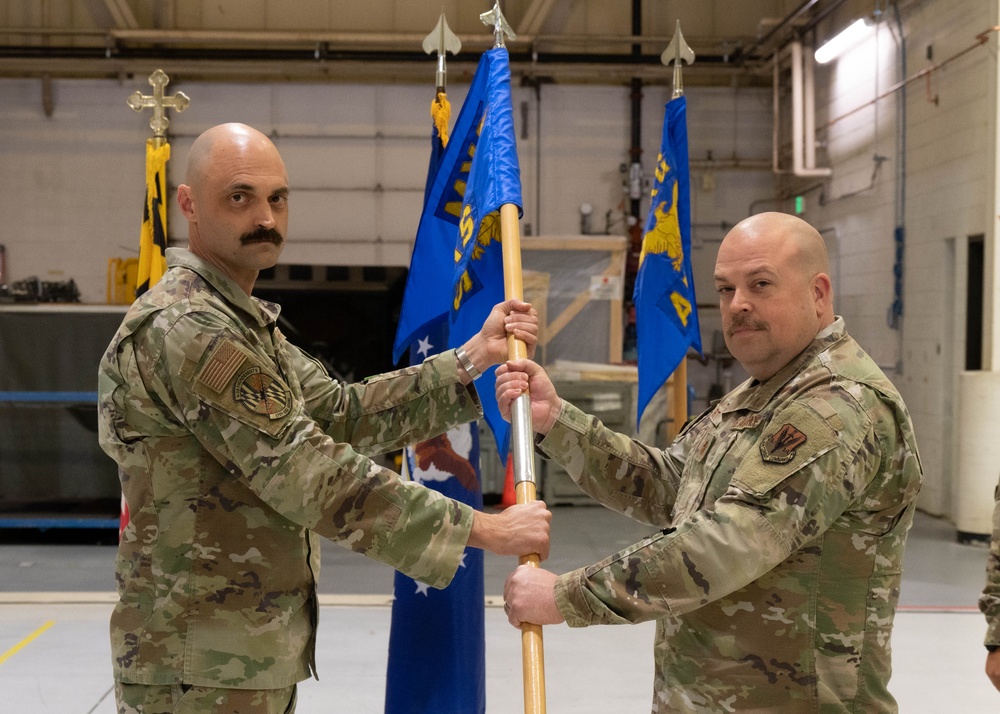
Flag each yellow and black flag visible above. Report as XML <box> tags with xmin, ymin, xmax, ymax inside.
<box><xmin>136</xmin><ymin>138</ymin><xmax>170</xmax><ymax>296</ymax></box>
<box><xmin>121</xmin><ymin>138</ymin><xmax>169</xmax><ymax>537</ymax></box>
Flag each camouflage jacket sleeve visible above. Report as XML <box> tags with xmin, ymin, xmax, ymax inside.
<box><xmin>146</xmin><ymin>309</ymin><xmax>482</xmax><ymax>588</ymax></box>
<box><xmin>285</xmin><ymin>340</ymin><xmax>481</xmax><ymax>457</ymax></box>
<box><xmin>979</xmin><ymin>480</ymin><xmax>1000</xmax><ymax>646</ymax></box>
<box><xmin>547</xmin><ymin>394</ymin><xmax>893</xmax><ymax>626</ymax></box>
<box><xmin>537</xmin><ymin>400</ymin><xmax>687</xmax><ymax>527</ymax></box>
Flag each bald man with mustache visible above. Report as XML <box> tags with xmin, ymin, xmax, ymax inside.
<box><xmin>496</xmin><ymin>212</ymin><xmax>923</xmax><ymax>713</ymax></box>
<box><xmin>98</xmin><ymin>123</ymin><xmax>550</xmax><ymax>713</ymax></box>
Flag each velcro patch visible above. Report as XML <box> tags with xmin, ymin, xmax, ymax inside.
<box><xmin>732</xmin><ymin>414</ymin><xmax>764</xmax><ymax>431</ymax></box>
<box><xmin>760</xmin><ymin>423</ymin><xmax>807</xmax><ymax>464</ymax></box>
<box><xmin>198</xmin><ymin>339</ymin><xmax>246</xmax><ymax>393</ymax></box>
<box><xmin>192</xmin><ymin>336</ymin><xmax>294</xmax><ymax>437</ymax></box>
<box><xmin>234</xmin><ymin>365</ymin><xmax>291</xmax><ymax>420</ymax></box>
<box><xmin>732</xmin><ymin>404</ymin><xmax>837</xmax><ymax>496</ymax></box>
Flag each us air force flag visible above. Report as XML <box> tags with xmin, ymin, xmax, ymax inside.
<box><xmin>392</xmin><ymin>47</ymin><xmax>522</xmax><ymax>458</ymax></box>
<box><xmin>385</xmin><ymin>90</ymin><xmax>487</xmax><ymax>714</ymax></box>
<box><xmin>633</xmin><ymin>96</ymin><xmax>702</xmax><ymax>425</ymax></box>
<box><xmin>385</xmin><ymin>324</ymin><xmax>486</xmax><ymax>714</ymax></box>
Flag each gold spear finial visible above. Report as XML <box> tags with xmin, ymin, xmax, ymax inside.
<box><xmin>479</xmin><ymin>1</ymin><xmax>516</xmax><ymax>49</ymax></box>
<box><xmin>126</xmin><ymin>69</ymin><xmax>190</xmax><ymax>147</ymax></box>
<box><xmin>423</xmin><ymin>11</ymin><xmax>462</xmax><ymax>93</ymax></box>
<box><xmin>661</xmin><ymin>20</ymin><xmax>695</xmax><ymax>99</ymax></box>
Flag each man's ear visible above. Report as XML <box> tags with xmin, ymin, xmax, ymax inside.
<box><xmin>813</xmin><ymin>272</ymin><xmax>833</xmax><ymax>313</ymax></box>
<box><xmin>177</xmin><ymin>184</ymin><xmax>195</xmax><ymax>220</ymax></box>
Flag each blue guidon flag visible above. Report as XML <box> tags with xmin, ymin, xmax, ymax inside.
<box><xmin>386</xmin><ymin>50</ymin><xmax>521</xmax><ymax>713</ymax></box>
<box><xmin>392</xmin><ymin>46</ymin><xmax>522</xmax><ymax>459</ymax></box>
<box><xmin>633</xmin><ymin>95</ymin><xmax>702</xmax><ymax>427</ymax></box>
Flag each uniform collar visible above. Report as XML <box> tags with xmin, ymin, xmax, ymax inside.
<box><xmin>166</xmin><ymin>247</ymin><xmax>281</xmax><ymax>327</ymax></box>
<box><xmin>717</xmin><ymin>316</ymin><xmax>846</xmax><ymax>414</ymax></box>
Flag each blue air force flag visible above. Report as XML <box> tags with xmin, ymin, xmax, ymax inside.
<box><xmin>385</xmin><ymin>89</ymin><xmax>487</xmax><ymax>714</ymax></box>
<box><xmin>385</xmin><ymin>319</ymin><xmax>486</xmax><ymax>714</ymax></box>
<box><xmin>633</xmin><ymin>96</ymin><xmax>702</xmax><ymax>426</ymax></box>
<box><xmin>392</xmin><ymin>47</ymin><xmax>522</xmax><ymax>458</ymax></box>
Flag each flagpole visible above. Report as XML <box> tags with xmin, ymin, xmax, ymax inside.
<box><xmin>661</xmin><ymin>22</ymin><xmax>694</xmax><ymax>441</ymax></box>
<box><xmin>120</xmin><ymin>69</ymin><xmax>189</xmax><ymax>537</ymax></box>
<box><xmin>501</xmin><ymin>200</ymin><xmax>548</xmax><ymax>714</ymax></box>
<box><xmin>481</xmin><ymin>4</ymin><xmax>547</xmax><ymax>712</ymax></box>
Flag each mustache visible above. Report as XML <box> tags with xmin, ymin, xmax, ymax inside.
<box><xmin>240</xmin><ymin>227</ymin><xmax>284</xmax><ymax>246</ymax></box>
<box><xmin>727</xmin><ymin>314</ymin><xmax>767</xmax><ymax>336</ymax></box>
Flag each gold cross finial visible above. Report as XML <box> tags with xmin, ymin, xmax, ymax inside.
<box><xmin>480</xmin><ymin>2</ymin><xmax>516</xmax><ymax>49</ymax></box>
<box><xmin>126</xmin><ymin>69</ymin><xmax>190</xmax><ymax>143</ymax></box>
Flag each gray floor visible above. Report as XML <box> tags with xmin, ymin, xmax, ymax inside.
<box><xmin>1</xmin><ymin>507</ymin><xmax>998</xmax><ymax>713</ymax></box>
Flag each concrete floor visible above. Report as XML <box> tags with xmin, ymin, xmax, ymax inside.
<box><xmin>1</xmin><ymin>506</ymin><xmax>998</xmax><ymax>713</ymax></box>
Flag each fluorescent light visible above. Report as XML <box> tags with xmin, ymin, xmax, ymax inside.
<box><xmin>815</xmin><ymin>18</ymin><xmax>870</xmax><ymax>64</ymax></box>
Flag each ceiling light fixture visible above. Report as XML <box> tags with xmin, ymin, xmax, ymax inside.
<box><xmin>814</xmin><ymin>18</ymin><xmax>872</xmax><ymax>64</ymax></box>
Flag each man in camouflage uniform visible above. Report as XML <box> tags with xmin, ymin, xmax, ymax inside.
<box><xmin>496</xmin><ymin>212</ymin><xmax>922</xmax><ymax>712</ymax></box>
<box><xmin>98</xmin><ymin>123</ymin><xmax>551</xmax><ymax>714</ymax></box>
<box><xmin>979</xmin><ymin>484</ymin><xmax>1000</xmax><ymax>692</ymax></box>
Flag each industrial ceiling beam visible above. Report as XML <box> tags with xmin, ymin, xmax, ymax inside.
<box><xmin>0</xmin><ymin>53</ymin><xmax>768</xmax><ymax>87</ymax></box>
<box><xmin>518</xmin><ymin>0</ymin><xmax>558</xmax><ymax>37</ymax></box>
<box><xmin>102</xmin><ymin>0</ymin><xmax>140</xmax><ymax>30</ymax></box>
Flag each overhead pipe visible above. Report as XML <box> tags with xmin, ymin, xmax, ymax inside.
<box><xmin>803</xmin><ymin>39</ymin><xmax>817</xmax><ymax>170</ymax></box>
<box><xmin>789</xmin><ymin>40</ymin><xmax>831</xmax><ymax>177</ymax></box>
<box><xmin>735</xmin><ymin>0</ymin><xmax>821</xmax><ymax>63</ymax></box>
<box><xmin>1</xmin><ymin>27</ymin><xmax>710</xmax><ymax>51</ymax></box>
<box><xmin>773</xmin><ymin>51</ymin><xmax>780</xmax><ymax>173</ymax></box>
<box><xmin>626</xmin><ymin>0</ymin><xmax>644</xmax><ymax>255</ymax></box>
<box><xmin>735</xmin><ymin>0</ymin><xmax>851</xmax><ymax>65</ymax></box>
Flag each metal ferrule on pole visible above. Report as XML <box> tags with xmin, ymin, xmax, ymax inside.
<box><xmin>435</xmin><ymin>55</ymin><xmax>447</xmax><ymax>93</ymax></box>
<box><xmin>510</xmin><ymin>395</ymin><xmax>535</xmax><ymax>484</ymax></box>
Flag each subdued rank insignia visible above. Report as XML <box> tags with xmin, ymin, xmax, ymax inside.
<box><xmin>760</xmin><ymin>423</ymin><xmax>807</xmax><ymax>464</ymax></box>
<box><xmin>234</xmin><ymin>366</ymin><xmax>291</xmax><ymax>420</ymax></box>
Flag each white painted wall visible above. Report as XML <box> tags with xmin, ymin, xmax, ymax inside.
<box><xmin>0</xmin><ymin>77</ymin><xmax>771</xmax><ymax>296</ymax></box>
<box><xmin>0</xmin><ymin>71</ymin><xmax>775</xmax><ymax>428</ymax></box>
<box><xmin>803</xmin><ymin>0</ymin><xmax>999</xmax><ymax>517</ymax></box>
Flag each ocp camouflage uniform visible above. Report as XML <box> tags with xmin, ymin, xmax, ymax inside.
<box><xmin>98</xmin><ymin>248</ymin><xmax>482</xmax><ymax>690</ymax></box>
<box><xmin>539</xmin><ymin>318</ymin><xmax>922</xmax><ymax>712</ymax></box>
<box><xmin>978</xmin><ymin>482</ymin><xmax>1000</xmax><ymax>649</ymax></box>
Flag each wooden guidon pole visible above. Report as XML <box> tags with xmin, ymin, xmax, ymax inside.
<box><xmin>480</xmin><ymin>3</ymin><xmax>545</xmax><ymax>709</ymax></box>
<box><xmin>500</xmin><ymin>201</ymin><xmax>547</xmax><ymax>713</ymax></box>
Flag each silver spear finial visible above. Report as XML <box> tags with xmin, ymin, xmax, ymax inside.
<box><xmin>422</xmin><ymin>11</ymin><xmax>462</xmax><ymax>93</ymax></box>
<box><xmin>480</xmin><ymin>1</ymin><xmax>516</xmax><ymax>49</ymax></box>
<box><xmin>661</xmin><ymin>20</ymin><xmax>695</xmax><ymax>99</ymax></box>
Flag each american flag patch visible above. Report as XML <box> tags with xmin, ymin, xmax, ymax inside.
<box><xmin>198</xmin><ymin>339</ymin><xmax>245</xmax><ymax>393</ymax></box>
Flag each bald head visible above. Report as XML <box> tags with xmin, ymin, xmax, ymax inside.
<box><xmin>723</xmin><ymin>212</ymin><xmax>829</xmax><ymax>277</ymax></box>
<box><xmin>176</xmin><ymin>123</ymin><xmax>290</xmax><ymax>295</ymax></box>
<box><xmin>713</xmin><ymin>212</ymin><xmax>834</xmax><ymax>380</ymax></box>
<box><xmin>185</xmin><ymin>123</ymin><xmax>284</xmax><ymax>189</ymax></box>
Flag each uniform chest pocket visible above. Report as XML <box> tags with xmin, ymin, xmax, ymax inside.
<box><xmin>674</xmin><ymin>429</ymin><xmax>742</xmax><ymax>519</ymax></box>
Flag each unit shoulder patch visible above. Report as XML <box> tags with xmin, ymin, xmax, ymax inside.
<box><xmin>759</xmin><ymin>423</ymin><xmax>808</xmax><ymax>464</ymax></box>
<box><xmin>234</xmin><ymin>365</ymin><xmax>291</xmax><ymax>420</ymax></box>
<box><xmin>731</xmin><ymin>404</ymin><xmax>838</xmax><ymax>496</ymax></box>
